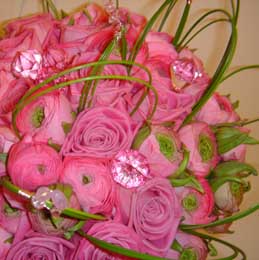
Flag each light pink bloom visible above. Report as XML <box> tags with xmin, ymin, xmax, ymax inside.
<box><xmin>175</xmin><ymin>178</ymin><xmax>215</xmax><ymax>225</ymax></box>
<box><xmin>7</xmin><ymin>136</ymin><xmax>62</xmax><ymax>191</ymax></box>
<box><xmin>129</xmin><ymin>178</ymin><xmax>181</xmax><ymax>257</ymax></box>
<box><xmin>179</xmin><ymin>122</ymin><xmax>219</xmax><ymax>177</ymax></box>
<box><xmin>0</xmin><ymin>226</ymin><xmax>12</xmax><ymax>259</ymax></box>
<box><xmin>61</xmin><ymin>157</ymin><xmax>115</xmax><ymax>216</ymax></box>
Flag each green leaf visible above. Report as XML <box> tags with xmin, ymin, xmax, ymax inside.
<box><xmin>78</xmin><ymin>230</ymin><xmax>171</xmax><ymax>260</ymax></box>
<box><xmin>62</xmin><ymin>122</ymin><xmax>73</xmax><ymax>135</ymax></box>
<box><xmin>131</xmin><ymin>124</ymin><xmax>151</xmax><ymax>149</ymax></box>
<box><xmin>243</xmin><ymin>135</ymin><xmax>259</xmax><ymax>145</ymax></box>
<box><xmin>0</xmin><ymin>153</ymin><xmax>7</xmax><ymax>164</ymax></box>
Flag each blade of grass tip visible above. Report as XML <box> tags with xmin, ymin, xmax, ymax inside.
<box><xmin>46</xmin><ymin>0</ymin><xmax>61</xmax><ymax>19</ymax></box>
<box><xmin>179</xmin><ymin>18</ymin><xmax>230</xmax><ymax>50</ymax></box>
<box><xmin>173</xmin><ymin>0</ymin><xmax>192</xmax><ymax>48</ymax></box>
<box><xmin>158</xmin><ymin>0</ymin><xmax>178</xmax><ymax>32</ymax></box>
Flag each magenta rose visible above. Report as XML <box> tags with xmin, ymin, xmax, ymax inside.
<box><xmin>7</xmin><ymin>136</ymin><xmax>62</xmax><ymax>191</ymax></box>
<box><xmin>16</xmin><ymin>92</ymin><xmax>74</xmax><ymax>145</ymax></box>
<box><xmin>73</xmin><ymin>221</ymin><xmax>144</xmax><ymax>259</ymax></box>
<box><xmin>175</xmin><ymin>178</ymin><xmax>215</xmax><ymax>225</ymax></box>
<box><xmin>61</xmin><ymin>157</ymin><xmax>115</xmax><ymax>216</ymax></box>
<box><xmin>128</xmin><ymin>178</ymin><xmax>181</xmax><ymax>257</ymax></box>
<box><xmin>6</xmin><ymin>231</ymin><xmax>75</xmax><ymax>260</ymax></box>
<box><xmin>179</xmin><ymin>122</ymin><xmax>219</xmax><ymax>177</ymax></box>
<box><xmin>61</xmin><ymin>106</ymin><xmax>138</xmax><ymax>159</ymax></box>
<box><xmin>0</xmin><ymin>226</ymin><xmax>12</xmax><ymax>259</ymax></box>
<box><xmin>139</xmin><ymin>125</ymin><xmax>183</xmax><ymax>177</ymax></box>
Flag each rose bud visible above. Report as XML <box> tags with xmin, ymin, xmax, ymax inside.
<box><xmin>60</xmin><ymin>157</ymin><xmax>115</xmax><ymax>216</ymax></box>
<box><xmin>16</xmin><ymin>92</ymin><xmax>74</xmax><ymax>145</ymax></box>
<box><xmin>138</xmin><ymin>125</ymin><xmax>183</xmax><ymax>177</ymax></box>
<box><xmin>73</xmin><ymin>221</ymin><xmax>144</xmax><ymax>259</ymax></box>
<box><xmin>0</xmin><ymin>226</ymin><xmax>12</xmax><ymax>259</ymax></box>
<box><xmin>176</xmin><ymin>178</ymin><xmax>215</xmax><ymax>225</ymax></box>
<box><xmin>7</xmin><ymin>136</ymin><xmax>62</xmax><ymax>191</ymax></box>
<box><xmin>61</xmin><ymin>106</ymin><xmax>138</xmax><ymax>160</ymax></box>
<box><xmin>179</xmin><ymin>122</ymin><xmax>219</xmax><ymax>177</ymax></box>
<box><xmin>28</xmin><ymin>184</ymin><xmax>80</xmax><ymax>236</ymax></box>
<box><xmin>6</xmin><ymin>231</ymin><xmax>75</xmax><ymax>260</ymax></box>
<box><xmin>128</xmin><ymin>178</ymin><xmax>181</xmax><ymax>257</ymax></box>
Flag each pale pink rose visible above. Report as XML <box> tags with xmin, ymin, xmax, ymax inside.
<box><xmin>196</xmin><ymin>92</ymin><xmax>239</xmax><ymax>124</ymax></box>
<box><xmin>176</xmin><ymin>178</ymin><xmax>215</xmax><ymax>225</ymax></box>
<box><xmin>0</xmin><ymin>226</ymin><xmax>12</xmax><ymax>259</ymax></box>
<box><xmin>128</xmin><ymin>178</ymin><xmax>181</xmax><ymax>257</ymax></box>
<box><xmin>16</xmin><ymin>92</ymin><xmax>74</xmax><ymax>145</ymax></box>
<box><xmin>61</xmin><ymin>106</ymin><xmax>138</xmax><ymax>159</ymax></box>
<box><xmin>73</xmin><ymin>221</ymin><xmax>144</xmax><ymax>259</ymax></box>
<box><xmin>7</xmin><ymin>136</ymin><xmax>62</xmax><ymax>191</ymax></box>
<box><xmin>179</xmin><ymin>122</ymin><xmax>219</xmax><ymax>177</ymax></box>
<box><xmin>61</xmin><ymin>157</ymin><xmax>115</xmax><ymax>216</ymax></box>
<box><xmin>6</xmin><ymin>231</ymin><xmax>75</xmax><ymax>260</ymax></box>
<box><xmin>139</xmin><ymin>125</ymin><xmax>183</xmax><ymax>177</ymax></box>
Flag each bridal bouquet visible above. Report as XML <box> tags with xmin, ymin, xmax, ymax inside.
<box><xmin>0</xmin><ymin>0</ymin><xmax>258</xmax><ymax>259</ymax></box>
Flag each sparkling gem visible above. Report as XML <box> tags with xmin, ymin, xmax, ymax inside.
<box><xmin>111</xmin><ymin>150</ymin><xmax>150</xmax><ymax>189</ymax></box>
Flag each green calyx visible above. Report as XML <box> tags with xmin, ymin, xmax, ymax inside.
<box><xmin>3</xmin><ymin>203</ymin><xmax>18</xmax><ymax>216</ymax></box>
<box><xmin>180</xmin><ymin>248</ymin><xmax>197</xmax><ymax>260</ymax></box>
<box><xmin>198</xmin><ymin>134</ymin><xmax>213</xmax><ymax>162</ymax></box>
<box><xmin>156</xmin><ymin>133</ymin><xmax>175</xmax><ymax>160</ymax></box>
<box><xmin>182</xmin><ymin>194</ymin><xmax>198</xmax><ymax>212</ymax></box>
<box><xmin>31</xmin><ymin>106</ymin><xmax>45</xmax><ymax>128</ymax></box>
<box><xmin>230</xmin><ymin>182</ymin><xmax>243</xmax><ymax>197</ymax></box>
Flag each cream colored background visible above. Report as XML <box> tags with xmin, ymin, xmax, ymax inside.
<box><xmin>1</xmin><ymin>0</ymin><xmax>258</xmax><ymax>259</ymax></box>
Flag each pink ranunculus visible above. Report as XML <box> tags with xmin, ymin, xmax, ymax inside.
<box><xmin>73</xmin><ymin>221</ymin><xmax>144</xmax><ymax>259</ymax></box>
<box><xmin>222</xmin><ymin>144</ymin><xmax>246</xmax><ymax>162</ymax></box>
<box><xmin>179</xmin><ymin>122</ymin><xmax>219</xmax><ymax>177</ymax></box>
<box><xmin>196</xmin><ymin>92</ymin><xmax>240</xmax><ymax>125</ymax></box>
<box><xmin>61</xmin><ymin>157</ymin><xmax>115</xmax><ymax>216</ymax></box>
<box><xmin>16</xmin><ymin>92</ymin><xmax>74</xmax><ymax>145</ymax></box>
<box><xmin>7</xmin><ymin>136</ymin><xmax>62</xmax><ymax>191</ymax></box>
<box><xmin>6</xmin><ymin>231</ymin><xmax>75</xmax><ymax>260</ymax></box>
<box><xmin>0</xmin><ymin>226</ymin><xmax>12</xmax><ymax>259</ymax></box>
<box><xmin>128</xmin><ymin>178</ymin><xmax>181</xmax><ymax>257</ymax></box>
<box><xmin>175</xmin><ymin>178</ymin><xmax>215</xmax><ymax>225</ymax></box>
<box><xmin>139</xmin><ymin>125</ymin><xmax>183</xmax><ymax>177</ymax></box>
<box><xmin>61</xmin><ymin>106</ymin><xmax>138</xmax><ymax>159</ymax></box>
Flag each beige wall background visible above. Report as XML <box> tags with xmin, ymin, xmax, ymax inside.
<box><xmin>1</xmin><ymin>0</ymin><xmax>258</xmax><ymax>259</ymax></box>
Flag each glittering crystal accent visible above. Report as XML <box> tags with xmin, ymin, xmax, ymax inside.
<box><xmin>111</xmin><ymin>150</ymin><xmax>150</xmax><ymax>189</ymax></box>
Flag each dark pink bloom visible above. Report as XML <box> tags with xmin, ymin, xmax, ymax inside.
<box><xmin>175</xmin><ymin>178</ymin><xmax>215</xmax><ymax>225</ymax></box>
<box><xmin>179</xmin><ymin>122</ymin><xmax>219</xmax><ymax>177</ymax></box>
<box><xmin>7</xmin><ymin>136</ymin><xmax>62</xmax><ymax>191</ymax></box>
<box><xmin>61</xmin><ymin>157</ymin><xmax>115</xmax><ymax>216</ymax></box>
<box><xmin>128</xmin><ymin>178</ymin><xmax>181</xmax><ymax>256</ymax></box>
<box><xmin>61</xmin><ymin>106</ymin><xmax>138</xmax><ymax>159</ymax></box>
<box><xmin>73</xmin><ymin>221</ymin><xmax>144</xmax><ymax>259</ymax></box>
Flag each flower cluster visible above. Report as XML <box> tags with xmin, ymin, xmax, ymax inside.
<box><xmin>0</xmin><ymin>1</ymin><xmax>258</xmax><ymax>260</ymax></box>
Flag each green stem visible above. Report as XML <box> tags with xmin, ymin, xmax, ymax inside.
<box><xmin>46</xmin><ymin>0</ymin><xmax>61</xmax><ymax>19</ymax></box>
<box><xmin>158</xmin><ymin>0</ymin><xmax>178</xmax><ymax>32</ymax></box>
<box><xmin>214</xmin><ymin>117</ymin><xmax>259</xmax><ymax>128</ymax></box>
<box><xmin>42</xmin><ymin>0</ymin><xmax>48</xmax><ymax>13</ymax></box>
<box><xmin>220</xmin><ymin>65</ymin><xmax>259</xmax><ymax>83</ymax></box>
<box><xmin>173</xmin><ymin>0</ymin><xmax>192</xmax><ymax>48</ymax></box>
<box><xmin>62</xmin><ymin>208</ymin><xmax>105</xmax><ymax>221</ymax></box>
<box><xmin>180</xmin><ymin>203</ymin><xmax>259</xmax><ymax>230</ymax></box>
<box><xmin>169</xmin><ymin>149</ymin><xmax>189</xmax><ymax>178</ymax></box>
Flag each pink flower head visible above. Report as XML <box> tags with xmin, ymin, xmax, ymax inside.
<box><xmin>74</xmin><ymin>221</ymin><xmax>144</xmax><ymax>259</ymax></box>
<box><xmin>179</xmin><ymin>122</ymin><xmax>219</xmax><ymax>177</ymax></box>
<box><xmin>61</xmin><ymin>157</ymin><xmax>115</xmax><ymax>216</ymax></box>
<box><xmin>129</xmin><ymin>178</ymin><xmax>181</xmax><ymax>257</ymax></box>
<box><xmin>139</xmin><ymin>125</ymin><xmax>183</xmax><ymax>177</ymax></box>
<box><xmin>7</xmin><ymin>136</ymin><xmax>62</xmax><ymax>191</ymax></box>
<box><xmin>16</xmin><ymin>92</ymin><xmax>74</xmax><ymax>145</ymax></box>
<box><xmin>176</xmin><ymin>178</ymin><xmax>215</xmax><ymax>225</ymax></box>
<box><xmin>61</xmin><ymin>106</ymin><xmax>138</xmax><ymax>159</ymax></box>
<box><xmin>0</xmin><ymin>226</ymin><xmax>12</xmax><ymax>259</ymax></box>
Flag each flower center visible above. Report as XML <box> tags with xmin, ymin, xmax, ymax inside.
<box><xmin>156</xmin><ymin>133</ymin><xmax>175</xmax><ymax>160</ymax></box>
<box><xmin>82</xmin><ymin>175</ymin><xmax>91</xmax><ymax>185</ymax></box>
<box><xmin>198</xmin><ymin>134</ymin><xmax>213</xmax><ymax>162</ymax></box>
<box><xmin>180</xmin><ymin>248</ymin><xmax>198</xmax><ymax>260</ymax></box>
<box><xmin>182</xmin><ymin>194</ymin><xmax>198</xmax><ymax>212</ymax></box>
<box><xmin>32</xmin><ymin>106</ymin><xmax>45</xmax><ymax>128</ymax></box>
<box><xmin>37</xmin><ymin>164</ymin><xmax>46</xmax><ymax>175</ymax></box>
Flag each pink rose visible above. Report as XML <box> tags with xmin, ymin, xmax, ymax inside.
<box><xmin>73</xmin><ymin>221</ymin><xmax>144</xmax><ymax>259</ymax></box>
<box><xmin>0</xmin><ymin>226</ymin><xmax>12</xmax><ymax>259</ymax></box>
<box><xmin>128</xmin><ymin>178</ymin><xmax>181</xmax><ymax>256</ymax></box>
<box><xmin>61</xmin><ymin>157</ymin><xmax>115</xmax><ymax>216</ymax></box>
<box><xmin>179</xmin><ymin>122</ymin><xmax>219</xmax><ymax>177</ymax></box>
<box><xmin>6</xmin><ymin>231</ymin><xmax>75</xmax><ymax>260</ymax></box>
<box><xmin>7</xmin><ymin>136</ymin><xmax>62</xmax><ymax>191</ymax></box>
<box><xmin>16</xmin><ymin>92</ymin><xmax>74</xmax><ymax>145</ymax></box>
<box><xmin>61</xmin><ymin>106</ymin><xmax>138</xmax><ymax>159</ymax></box>
<box><xmin>139</xmin><ymin>125</ymin><xmax>183</xmax><ymax>177</ymax></box>
<box><xmin>175</xmin><ymin>178</ymin><xmax>215</xmax><ymax>225</ymax></box>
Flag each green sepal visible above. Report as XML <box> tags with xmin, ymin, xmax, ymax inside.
<box><xmin>60</xmin><ymin>9</ymin><xmax>68</xmax><ymax>18</ymax></box>
<box><xmin>208</xmin><ymin>242</ymin><xmax>218</xmax><ymax>257</ymax></box>
<box><xmin>171</xmin><ymin>239</ymin><xmax>183</xmax><ymax>252</ymax></box>
<box><xmin>0</xmin><ymin>153</ymin><xmax>7</xmax><ymax>164</ymax></box>
<box><xmin>64</xmin><ymin>220</ymin><xmax>85</xmax><ymax>240</ymax></box>
<box><xmin>131</xmin><ymin>124</ymin><xmax>151</xmax><ymax>149</ymax></box>
<box><xmin>62</xmin><ymin>122</ymin><xmax>73</xmax><ymax>135</ymax></box>
<box><xmin>48</xmin><ymin>139</ymin><xmax>61</xmax><ymax>152</ymax></box>
<box><xmin>232</xmin><ymin>100</ymin><xmax>239</xmax><ymax>110</ymax></box>
<box><xmin>68</xmin><ymin>17</ymin><xmax>75</xmax><ymax>26</ymax></box>
<box><xmin>4</xmin><ymin>236</ymin><xmax>14</xmax><ymax>244</ymax></box>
